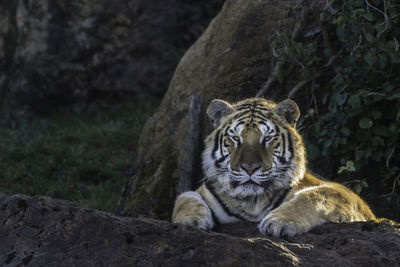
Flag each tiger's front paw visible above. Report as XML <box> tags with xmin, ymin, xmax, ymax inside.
<box><xmin>258</xmin><ymin>212</ymin><xmax>311</xmax><ymax>237</ymax></box>
<box><xmin>172</xmin><ymin>191</ymin><xmax>214</xmax><ymax>230</ymax></box>
<box><xmin>174</xmin><ymin>216</ymin><xmax>213</xmax><ymax>230</ymax></box>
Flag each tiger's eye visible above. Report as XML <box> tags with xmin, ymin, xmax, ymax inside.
<box><xmin>232</xmin><ymin>136</ymin><xmax>240</xmax><ymax>141</ymax></box>
<box><xmin>264</xmin><ymin>136</ymin><xmax>272</xmax><ymax>142</ymax></box>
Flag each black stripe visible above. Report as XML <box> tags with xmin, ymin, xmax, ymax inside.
<box><xmin>254</xmin><ymin>106</ymin><xmax>271</xmax><ymax>111</ymax></box>
<box><xmin>234</xmin><ymin>121</ymin><xmax>246</xmax><ymax>132</ymax></box>
<box><xmin>275</xmin><ymin>125</ymin><xmax>280</xmax><ymax>135</ymax></box>
<box><xmin>219</xmin><ymin>130</ymin><xmax>224</xmax><ymax>158</ymax></box>
<box><xmin>234</xmin><ymin>110</ymin><xmax>251</xmax><ymax>119</ymax></box>
<box><xmin>278</xmin><ymin>156</ymin><xmax>288</xmax><ymax>164</ymax></box>
<box><xmin>281</xmin><ymin>133</ymin><xmax>286</xmax><ymax>155</ymax></box>
<box><xmin>224</xmin><ymin>125</ymin><xmax>230</xmax><ymax>135</ymax></box>
<box><xmin>237</xmin><ymin>106</ymin><xmax>253</xmax><ymax>111</ymax></box>
<box><xmin>264</xmin><ymin>123</ymin><xmax>270</xmax><ymax>133</ymax></box>
<box><xmin>270</xmin><ymin>188</ymin><xmax>291</xmax><ymax>211</ymax></box>
<box><xmin>287</xmin><ymin>131</ymin><xmax>294</xmax><ymax>158</ymax></box>
<box><xmin>205</xmin><ymin>182</ymin><xmax>243</xmax><ymax>220</ymax></box>
<box><xmin>236</xmin><ymin>104</ymin><xmax>253</xmax><ymax>109</ymax></box>
<box><xmin>212</xmin><ymin>129</ymin><xmax>221</xmax><ymax>159</ymax></box>
<box><xmin>223</xmin><ymin>139</ymin><xmax>229</xmax><ymax>148</ymax></box>
<box><xmin>216</xmin><ymin>155</ymin><xmax>226</xmax><ymax>165</ymax></box>
<box><xmin>236</xmin><ymin>114</ymin><xmax>252</xmax><ymax>122</ymax></box>
<box><xmin>252</xmin><ymin>114</ymin><xmax>272</xmax><ymax>122</ymax></box>
<box><xmin>253</xmin><ymin>110</ymin><xmax>271</xmax><ymax>120</ymax></box>
<box><xmin>209</xmin><ymin>206</ymin><xmax>220</xmax><ymax>225</ymax></box>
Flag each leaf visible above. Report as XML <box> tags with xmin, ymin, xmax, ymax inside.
<box><xmin>363</xmin><ymin>12</ymin><xmax>374</xmax><ymax>22</ymax></box>
<box><xmin>364</xmin><ymin>53</ymin><xmax>377</xmax><ymax>66</ymax></box>
<box><xmin>348</xmin><ymin>95</ymin><xmax>361</xmax><ymax>109</ymax></box>
<box><xmin>387</xmin><ymin>93</ymin><xmax>400</xmax><ymax>100</ymax></box>
<box><xmin>373</xmin><ymin>125</ymin><xmax>390</xmax><ymax>137</ymax></box>
<box><xmin>337</xmin><ymin>160</ymin><xmax>356</xmax><ymax>174</ymax></box>
<box><xmin>383</xmin><ymin>82</ymin><xmax>395</xmax><ymax>92</ymax></box>
<box><xmin>307</xmin><ymin>144</ymin><xmax>320</xmax><ymax>161</ymax></box>
<box><xmin>371</xmin><ymin>109</ymin><xmax>382</xmax><ymax>120</ymax></box>
<box><xmin>372</xmin><ymin>150</ymin><xmax>383</xmax><ymax>161</ymax></box>
<box><xmin>354</xmin><ymin>183</ymin><xmax>362</xmax><ymax>194</ymax></box>
<box><xmin>323</xmin><ymin>139</ymin><xmax>332</xmax><ymax>148</ymax></box>
<box><xmin>323</xmin><ymin>48</ymin><xmax>332</xmax><ymax>57</ymax></box>
<box><xmin>344</xmin><ymin>55</ymin><xmax>357</xmax><ymax>65</ymax></box>
<box><xmin>359</xmin><ymin>117</ymin><xmax>373</xmax><ymax>129</ymax></box>
<box><xmin>371</xmin><ymin>136</ymin><xmax>384</xmax><ymax>147</ymax></box>
<box><xmin>355</xmin><ymin>149</ymin><xmax>364</xmax><ymax>161</ymax></box>
<box><xmin>336</xmin><ymin>26</ymin><xmax>345</xmax><ymax>42</ymax></box>
<box><xmin>364</xmin><ymin>31</ymin><xmax>375</xmax><ymax>43</ymax></box>
<box><xmin>378</xmin><ymin>54</ymin><xmax>387</xmax><ymax>69</ymax></box>
<box><xmin>340</xmin><ymin>137</ymin><xmax>347</xmax><ymax>145</ymax></box>
<box><xmin>361</xmin><ymin>180</ymin><xmax>369</xmax><ymax>188</ymax></box>
<box><xmin>341</xmin><ymin>128</ymin><xmax>350</xmax><ymax>136</ymax></box>
<box><xmin>391</xmin><ymin>56</ymin><xmax>400</xmax><ymax>64</ymax></box>
<box><xmin>312</xmin><ymin>123</ymin><xmax>321</xmax><ymax>135</ymax></box>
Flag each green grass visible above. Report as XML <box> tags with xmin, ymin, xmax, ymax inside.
<box><xmin>0</xmin><ymin>101</ymin><xmax>158</xmax><ymax>212</ymax></box>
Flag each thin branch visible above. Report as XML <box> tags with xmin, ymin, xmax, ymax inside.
<box><xmin>311</xmin><ymin>81</ymin><xmax>320</xmax><ymax>119</ymax></box>
<box><xmin>256</xmin><ymin>4</ymin><xmax>311</xmax><ymax>97</ymax></box>
<box><xmin>351</xmin><ymin>34</ymin><xmax>363</xmax><ymax>55</ymax></box>
<box><xmin>255</xmin><ymin>59</ymin><xmax>285</xmax><ymax>97</ymax></box>
<box><xmin>288</xmin><ymin>71</ymin><xmax>321</xmax><ymax>99</ymax></box>
<box><xmin>343</xmin><ymin>179</ymin><xmax>362</xmax><ymax>184</ymax></box>
<box><xmin>365</xmin><ymin>0</ymin><xmax>390</xmax><ymax>37</ymax></box>
<box><xmin>381</xmin><ymin>174</ymin><xmax>400</xmax><ymax>198</ymax></box>
<box><xmin>365</xmin><ymin>0</ymin><xmax>386</xmax><ymax>17</ymax></box>
<box><xmin>392</xmin><ymin>174</ymin><xmax>400</xmax><ymax>195</ymax></box>
<box><xmin>386</xmin><ymin>146</ymin><xmax>395</xmax><ymax>169</ymax></box>
<box><xmin>288</xmin><ymin>79</ymin><xmax>310</xmax><ymax>99</ymax></box>
<box><xmin>324</xmin><ymin>0</ymin><xmax>334</xmax><ymax>13</ymax></box>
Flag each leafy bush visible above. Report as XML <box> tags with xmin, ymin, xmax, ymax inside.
<box><xmin>273</xmin><ymin>0</ymin><xmax>400</xmax><ymax>219</ymax></box>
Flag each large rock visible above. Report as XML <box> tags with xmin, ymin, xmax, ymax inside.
<box><xmin>1</xmin><ymin>194</ymin><xmax>399</xmax><ymax>266</ymax></box>
<box><xmin>117</xmin><ymin>0</ymin><xmax>324</xmax><ymax>219</ymax></box>
<box><xmin>0</xmin><ymin>0</ymin><xmax>223</xmax><ymax>123</ymax></box>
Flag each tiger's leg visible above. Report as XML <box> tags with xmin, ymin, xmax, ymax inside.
<box><xmin>172</xmin><ymin>191</ymin><xmax>214</xmax><ymax>230</ymax></box>
<box><xmin>258</xmin><ymin>184</ymin><xmax>375</xmax><ymax>237</ymax></box>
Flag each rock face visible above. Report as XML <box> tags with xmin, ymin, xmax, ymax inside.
<box><xmin>0</xmin><ymin>0</ymin><xmax>223</xmax><ymax>123</ymax></box>
<box><xmin>117</xmin><ymin>0</ymin><xmax>324</xmax><ymax>219</ymax></box>
<box><xmin>1</xmin><ymin>194</ymin><xmax>399</xmax><ymax>266</ymax></box>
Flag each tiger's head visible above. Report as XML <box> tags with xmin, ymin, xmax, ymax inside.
<box><xmin>202</xmin><ymin>98</ymin><xmax>306</xmax><ymax>198</ymax></box>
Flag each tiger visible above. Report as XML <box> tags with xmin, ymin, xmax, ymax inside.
<box><xmin>172</xmin><ymin>98</ymin><xmax>375</xmax><ymax>237</ymax></box>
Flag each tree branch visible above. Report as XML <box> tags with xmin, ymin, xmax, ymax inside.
<box><xmin>176</xmin><ymin>94</ymin><xmax>203</xmax><ymax>195</ymax></box>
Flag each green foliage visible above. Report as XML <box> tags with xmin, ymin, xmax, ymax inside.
<box><xmin>0</xmin><ymin>102</ymin><xmax>158</xmax><ymax>212</ymax></box>
<box><xmin>275</xmin><ymin>0</ymin><xmax>400</xmax><ymax>218</ymax></box>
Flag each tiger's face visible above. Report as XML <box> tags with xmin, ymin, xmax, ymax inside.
<box><xmin>202</xmin><ymin>98</ymin><xmax>306</xmax><ymax>198</ymax></box>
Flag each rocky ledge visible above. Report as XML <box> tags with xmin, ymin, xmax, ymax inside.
<box><xmin>0</xmin><ymin>194</ymin><xmax>399</xmax><ymax>266</ymax></box>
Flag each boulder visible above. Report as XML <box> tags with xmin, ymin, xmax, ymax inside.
<box><xmin>1</xmin><ymin>194</ymin><xmax>399</xmax><ymax>266</ymax></box>
<box><xmin>117</xmin><ymin>0</ymin><xmax>325</xmax><ymax>219</ymax></box>
<box><xmin>0</xmin><ymin>0</ymin><xmax>223</xmax><ymax>123</ymax></box>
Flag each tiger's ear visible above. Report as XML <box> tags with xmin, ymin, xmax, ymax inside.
<box><xmin>275</xmin><ymin>99</ymin><xmax>300</xmax><ymax>127</ymax></box>
<box><xmin>207</xmin><ymin>99</ymin><xmax>233</xmax><ymax>128</ymax></box>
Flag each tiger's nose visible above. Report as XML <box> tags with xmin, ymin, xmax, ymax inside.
<box><xmin>241</xmin><ymin>163</ymin><xmax>261</xmax><ymax>175</ymax></box>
